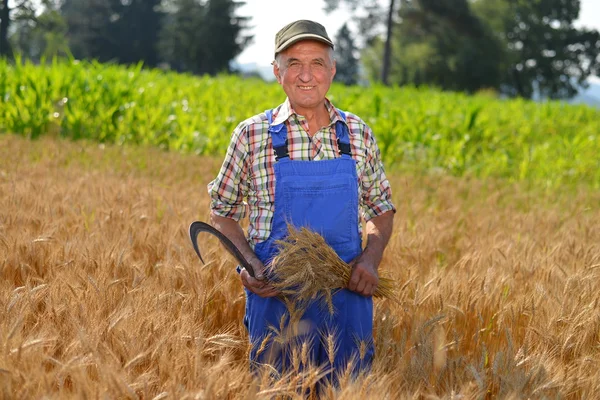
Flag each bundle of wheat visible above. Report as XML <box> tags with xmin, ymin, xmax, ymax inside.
<box><xmin>267</xmin><ymin>225</ymin><xmax>397</xmax><ymax>313</ymax></box>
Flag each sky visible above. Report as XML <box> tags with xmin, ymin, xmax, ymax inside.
<box><xmin>235</xmin><ymin>0</ymin><xmax>351</xmax><ymax>65</ymax></box>
<box><xmin>236</xmin><ymin>0</ymin><xmax>600</xmax><ymax>76</ymax></box>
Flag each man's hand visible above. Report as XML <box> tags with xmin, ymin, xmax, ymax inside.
<box><xmin>240</xmin><ymin>258</ymin><xmax>279</xmax><ymax>298</ymax></box>
<box><xmin>347</xmin><ymin>210</ymin><xmax>394</xmax><ymax>297</ymax></box>
<box><xmin>348</xmin><ymin>253</ymin><xmax>379</xmax><ymax>297</ymax></box>
<box><xmin>210</xmin><ymin>213</ymin><xmax>280</xmax><ymax>298</ymax></box>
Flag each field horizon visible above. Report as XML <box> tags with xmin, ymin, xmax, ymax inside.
<box><xmin>1</xmin><ymin>133</ymin><xmax>599</xmax><ymax>398</ymax></box>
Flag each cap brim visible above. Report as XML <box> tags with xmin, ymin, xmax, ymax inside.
<box><xmin>275</xmin><ymin>34</ymin><xmax>334</xmax><ymax>55</ymax></box>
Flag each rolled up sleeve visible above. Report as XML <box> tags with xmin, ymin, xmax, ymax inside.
<box><xmin>207</xmin><ymin>122</ymin><xmax>250</xmax><ymax>221</ymax></box>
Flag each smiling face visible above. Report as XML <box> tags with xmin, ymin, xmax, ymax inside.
<box><xmin>273</xmin><ymin>40</ymin><xmax>336</xmax><ymax>116</ymax></box>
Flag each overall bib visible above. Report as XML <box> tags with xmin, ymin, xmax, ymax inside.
<box><xmin>243</xmin><ymin>109</ymin><xmax>375</xmax><ymax>378</ymax></box>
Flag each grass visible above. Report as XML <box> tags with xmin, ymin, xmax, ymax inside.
<box><xmin>0</xmin><ymin>133</ymin><xmax>599</xmax><ymax>398</ymax></box>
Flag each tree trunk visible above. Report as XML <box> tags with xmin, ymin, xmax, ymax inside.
<box><xmin>381</xmin><ymin>0</ymin><xmax>396</xmax><ymax>85</ymax></box>
<box><xmin>0</xmin><ymin>0</ymin><xmax>11</xmax><ymax>58</ymax></box>
<box><xmin>512</xmin><ymin>67</ymin><xmax>525</xmax><ymax>98</ymax></box>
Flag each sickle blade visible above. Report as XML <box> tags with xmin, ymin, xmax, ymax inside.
<box><xmin>188</xmin><ymin>221</ymin><xmax>256</xmax><ymax>278</ymax></box>
<box><xmin>189</xmin><ymin>221</ymin><xmax>208</xmax><ymax>264</ymax></box>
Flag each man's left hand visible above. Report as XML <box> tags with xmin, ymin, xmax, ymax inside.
<box><xmin>348</xmin><ymin>252</ymin><xmax>379</xmax><ymax>297</ymax></box>
<box><xmin>346</xmin><ymin>210</ymin><xmax>395</xmax><ymax>297</ymax></box>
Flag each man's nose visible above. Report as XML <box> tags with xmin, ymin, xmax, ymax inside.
<box><xmin>298</xmin><ymin>65</ymin><xmax>313</xmax><ymax>82</ymax></box>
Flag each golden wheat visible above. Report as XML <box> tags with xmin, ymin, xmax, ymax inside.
<box><xmin>1</xmin><ymin>133</ymin><xmax>599</xmax><ymax>398</ymax></box>
<box><xmin>267</xmin><ymin>225</ymin><xmax>397</xmax><ymax>313</ymax></box>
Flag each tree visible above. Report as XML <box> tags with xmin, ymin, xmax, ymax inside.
<box><xmin>61</xmin><ymin>0</ymin><xmax>163</xmax><ymax>66</ymax></box>
<box><xmin>1</xmin><ymin>0</ymin><xmax>38</xmax><ymax>58</ymax></box>
<box><xmin>158</xmin><ymin>0</ymin><xmax>205</xmax><ymax>72</ymax></box>
<box><xmin>380</xmin><ymin>0</ymin><xmax>396</xmax><ymax>85</ymax></box>
<box><xmin>362</xmin><ymin>0</ymin><xmax>504</xmax><ymax>92</ymax></box>
<box><xmin>159</xmin><ymin>0</ymin><xmax>252</xmax><ymax>75</ymax></box>
<box><xmin>0</xmin><ymin>0</ymin><xmax>10</xmax><ymax>57</ymax></box>
<box><xmin>334</xmin><ymin>23</ymin><xmax>359</xmax><ymax>85</ymax></box>
<box><xmin>324</xmin><ymin>0</ymin><xmax>401</xmax><ymax>85</ymax></box>
<box><xmin>116</xmin><ymin>0</ymin><xmax>163</xmax><ymax>66</ymax></box>
<box><xmin>202</xmin><ymin>0</ymin><xmax>252</xmax><ymax>75</ymax></box>
<box><xmin>473</xmin><ymin>0</ymin><xmax>600</xmax><ymax>99</ymax></box>
<box><xmin>10</xmin><ymin>1</ymin><xmax>69</xmax><ymax>61</ymax></box>
<box><xmin>61</xmin><ymin>0</ymin><xmax>122</xmax><ymax>62</ymax></box>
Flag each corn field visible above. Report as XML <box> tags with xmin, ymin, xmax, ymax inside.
<box><xmin>1</xmin><ymin>58</ymin><xmax>599</xmax><ymax>187</ymax></box>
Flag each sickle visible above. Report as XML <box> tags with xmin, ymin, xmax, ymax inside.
<box><xmin>188</xmin><ymin>221</ymin><xmax>256</xmax><ymax>278</ymax></box>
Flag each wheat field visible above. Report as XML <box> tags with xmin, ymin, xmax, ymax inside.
<box><xmin>1</xmin><ymin>133</ymin><xmax>599</xmax><ymax>399</ymax></box>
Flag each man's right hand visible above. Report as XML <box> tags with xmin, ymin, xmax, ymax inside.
<box><xmin>210</xmin><ymin>213</ymin><xmax>280</xmax><ymax>298</ymax></box>
<box><xmin>240</xmin><ymin>261</ymin><xmax>279</xmax><ymax>297</ymax></box>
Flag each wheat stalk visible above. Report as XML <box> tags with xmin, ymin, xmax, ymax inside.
<box><xmin>267</xmin><ymin>225</ymin><xmax>397</xmax><ymax>313</ymax></box>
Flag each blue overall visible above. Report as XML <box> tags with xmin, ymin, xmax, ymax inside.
<box><xmin>243</xmin><ymin>109</ymin><xmax>374</xmax><ymax>379</ymax></box>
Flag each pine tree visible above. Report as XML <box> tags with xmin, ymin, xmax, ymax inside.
<box><xmin>117</xmin><ymin>0</ymin><xmax>163</xmax><ymax>66</ymax></box>
<box><xmin>158</xmin><ymin>0</ymin><xmax>252</xmax><ymax>75</ymax></box>
<box><xmin>61</xmin><ymin>0</ymin><xmax>163</xmax><ymax>66</ymax></box>
<box><xmin>334</xmin><ymin>23</ymin><xmax>359</xmax><ymax>86</ymax></box>
<box><xmin>0</xmin><ymin>0</ymin><xmax>11</xmax><ymax>57</ymax></box>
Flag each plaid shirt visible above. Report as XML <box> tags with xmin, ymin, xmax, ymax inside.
<box><xmin>208</xmin><ymin>97</ymin><xmax>396</xmax><ymax>248</ymax></box>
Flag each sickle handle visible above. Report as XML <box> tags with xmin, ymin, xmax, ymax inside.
<box><xmin>189</xmin><ymin>221</ymin><xmax>256</xmax><ymax>278</ymax></box>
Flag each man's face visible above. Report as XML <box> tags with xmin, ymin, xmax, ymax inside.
<box><xmin>273</xmin><ymin>40</ymin><xmax>336</xmax><ymax>113</ymax></box>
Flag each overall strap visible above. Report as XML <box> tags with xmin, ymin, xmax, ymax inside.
<box><xmin>265</xmin><ymin>108</ymin><xmax>352</xmax><ymax>161</ymax></box>
<box><xmin>265</xmin><ymin>109</ymin><xmax>289</xmax><ymax>161</ymax></box>
<box><xmin>336</xmin><ymin>109</ymin><xmax>352</xmax><ymax>157</ymax></box>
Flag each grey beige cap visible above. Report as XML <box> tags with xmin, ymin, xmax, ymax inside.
<box><xmin>274</xmin><ymin>20</ymin><xmax>334</xmax><ymax>56</ymax></box>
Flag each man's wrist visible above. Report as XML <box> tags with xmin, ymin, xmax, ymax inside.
<box><xmin>361</xmin><ymin>245</ymin><xmax>383</xmax><ymax>271</ymax></box>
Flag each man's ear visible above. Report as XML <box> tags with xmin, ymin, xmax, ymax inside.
<box><xmin>273</xmin><ymin>63</ymin><xmax>282</xmax><ymax>84</ymax></box>
<box><xmin>331</xmin><ymin>59</ymin><xmax>337</xmax><ymax>83</ymax></box>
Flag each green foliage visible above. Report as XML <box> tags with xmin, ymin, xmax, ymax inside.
<box><xmin>324</xmin><ymin>0</ymin><xmax>398</xmax><ymax>84</ymax></box>
<box><xmin>357</xmin><ymin>0</ymin><xmax>599</xmax><ymax>99</ymax></box>
<box><xmin>365</xmin><ymin>0</ymin><xmax>505</xmax><ymax>92</ymax></box>
<box><xmin>10</xmin><ymin>7</ymin><xmax>70</xmax><ymax>60</ymax></box>
<box><xmin>6</xmin><ymin>0</ymin><xmax>252</xmax><ymax>76</ymax></box>
<box><xmin>334</xmin><ymin>23</ymin><xmax>359</xmax><ymax>86</ymax></box>
<box><xmin>158</xmin><ymin>0</ymin><xmax>252</xmax><ymax>75</ymax></box>
<box><xmin>473</xmin><ymin>0</ymin><xmax>600</xmax><ymax>99</ymax></box>
<box><xmin>1</xmin><ymin>0</ymin><xmax>13</xmax><ymax>58</ymax></box>
<box><xmin>61</xmin><ymin>0</ymin><xmax>163</xmax><ymax>67</ymax></box>
<box><xmin>1</xmin><ymin>59</ymin><xmax>599</xmax><ymax>188</ymax></box>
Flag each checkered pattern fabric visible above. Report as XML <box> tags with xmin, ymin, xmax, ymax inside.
<box><xmin>208</xmin><ymin>98</ymin><xmax>395</xmax><ymax>247</ymax></box>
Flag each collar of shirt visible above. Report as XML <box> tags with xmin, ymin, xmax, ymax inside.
<box><xmin>271</xmin><ymin>97</ymin><xmax>347</xmax><ymax>130</ymax></box>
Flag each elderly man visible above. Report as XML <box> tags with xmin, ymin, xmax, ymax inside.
<box><xmin>207</xmin><ymin>20</ymin><xmax>395</xmax><ymax>377</ymax></box>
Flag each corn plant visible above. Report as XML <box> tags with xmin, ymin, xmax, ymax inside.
<box><xmin>1</xmin><ymin>58</ymin><xmax>598</xmax><ymax>188</ymax></box>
